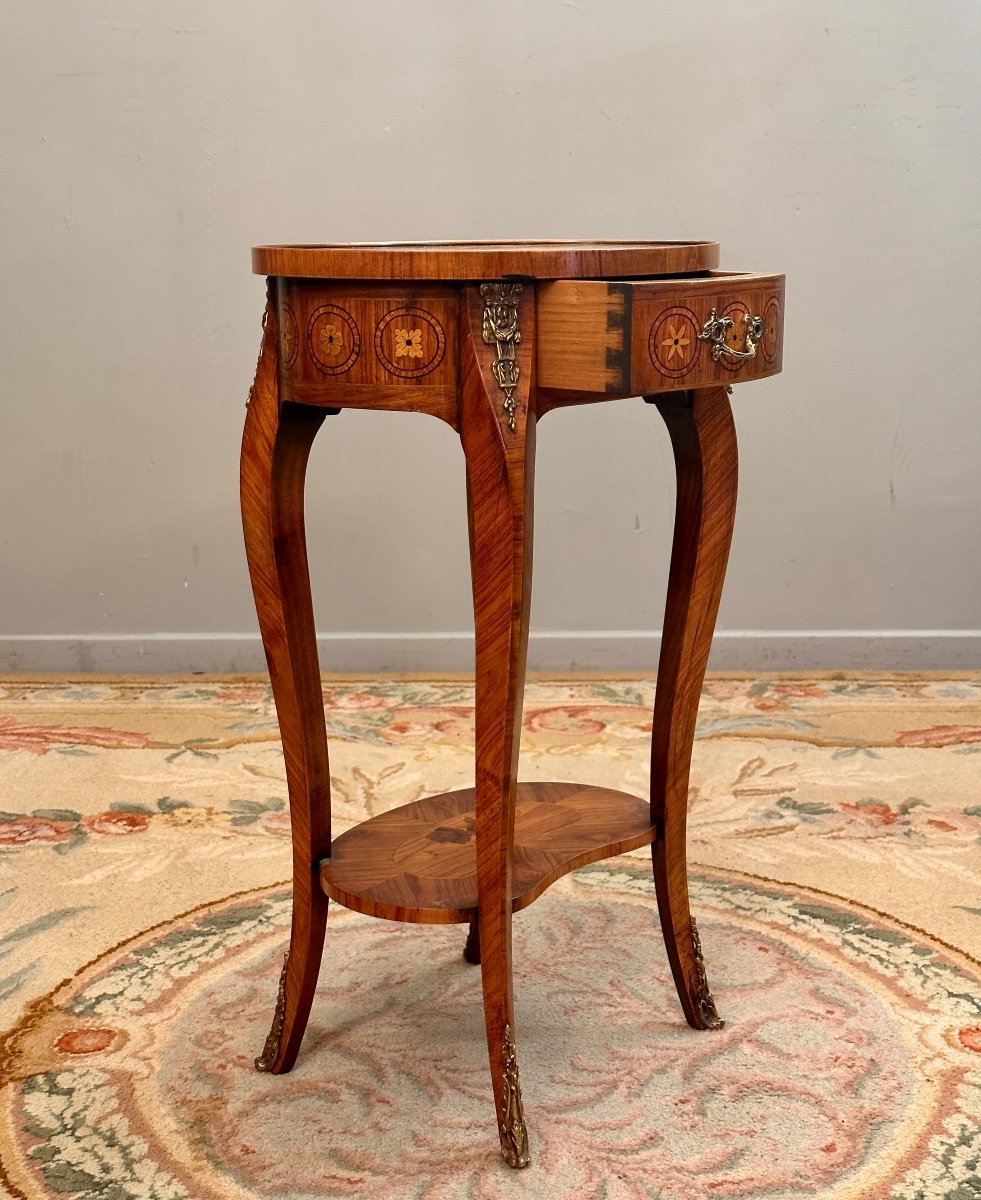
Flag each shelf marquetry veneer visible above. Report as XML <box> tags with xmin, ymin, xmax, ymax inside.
<box><xmin>320</xmin><ymin>783</ymin><xmax>656</xmax><ymax>923</ymax></box>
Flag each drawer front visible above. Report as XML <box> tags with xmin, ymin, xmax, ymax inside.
<box><xmin>536</xmin><ymin>272</ymin><xmax>784</xmax><ymax>395</ymax></box>
<box><xmin>274</xmin><ymin>278</ymin><xmax>459</xmax><ymax>394</ymax></box>
<box><xmin>269</xmin><ymin>278</ymin><xmax>461</xmax><ymax>424</ymax></box>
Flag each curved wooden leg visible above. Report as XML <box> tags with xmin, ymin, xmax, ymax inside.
<box><xmin>241</xmin><ymin>296</ymin><xmax>332</xmax><ymax>1072</ymax></box>
<box><xmin>461</xmin><ymin>283</ymin><xmax>535</xmax><ymax>1168</ymax></box>
<box><xmin>462</xmin><ymin>470</ymin><xmax>482</xmax><ymax>971</ymax></box>
<box><xmin>647</xmin><ymin>387</ymin><xmax>738</xmax><ymax>1031</ymax></box>
<box><xmin>463</xmin><ymin>919</ymin><xmax>481</xmax><ymax>964</ymax></box>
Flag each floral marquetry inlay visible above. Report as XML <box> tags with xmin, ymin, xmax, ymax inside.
<box><xmin>374</xmin><ymin>307</ymin><xmax>445</xmax><ymax>378</ymax></box>
<box><xmin>278</xmin><ymin>303</ymin><xmax>298</xmax><ymax>369</ymax></box>
<box><xmin>660</xmin><ymin>322</ymin><xmax>691</xmax><ymax>364</ymax></box>
<box><xmin>319</xmin><ymin>324</ymin><xmax>343</xmax><ymax>357</ymax></box>
<box><xmin>648</xmin><ymin>306</ymin><xmax>700</xmax><ymax>378</ymax></box>
<box><xmin>307</xmin><ymin>304</ymin><xmax>361</xmax><ymax>375</ymax></box>
<box><xmin>393</xmin><ymin>328</ymin><xmax>424</xmax><ymax>359</ymax></box>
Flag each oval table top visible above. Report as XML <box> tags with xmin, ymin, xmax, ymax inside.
<box><xmin>252</xmin><ymin>239</ymin><xmax>720</xmax><ymax>281</ymax></box>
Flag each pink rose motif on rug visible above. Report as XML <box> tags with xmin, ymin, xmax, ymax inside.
<box><xmin>80</xmin><ymin>811</ymin><xmax>152</xmax><ymax>836</ymax></box>
<box><xmin>0</xmin><ymin>716</ymin><xmax>150</xmax><ymax>755</ymax></box>
<box><xmin>896</xmin><ymin>724</ymin><xmax>981</xmax><ymax>748</ymax></box>
<box><xmin>0</xmin><ymin>816</ymin><xmax>78</xmax><ymax>847</ymax></box>
<box><xmin>0</xmin><ymin>864</ymin><xmax>977</xmax><ymax>1200</ymax></box>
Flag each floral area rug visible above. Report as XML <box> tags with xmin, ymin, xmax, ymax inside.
<box><xmin>0</xmin><ymin>674</ymin><xmax>978</xmax><ymax>1199</ymax></box>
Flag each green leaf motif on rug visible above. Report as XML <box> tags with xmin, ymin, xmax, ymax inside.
<box><xmin>155</xmin><ymin>796</ymin><xmax>192</xmax><ymax>813</ymax></box>
<box><xmin>0</xmin><ymin>908</ymin><xmax>91</xmax><ymax>957</ymax></box>
<box><xmin>0</xmin><ymin>964</ymin><xmax>40</xmax><ymax>1006</ymax></box>
<box><xmin>67</xmin><ymin>896</ymin><xmax>290</xmax><ymax>1018</ymax></box>
<box><xmin>23</xmin><ymin>1071</ymin><xmax>191</xmax><ymax>1200</ymax></box>
<box><xmin>227</xmin><ymin>796</ymin><xmax>285</xmax><ymax>826</ymax></box>
<box><xmin>589</xmin><ymin>682</ymin><xmax>650</xmax><ymax>707</ymax></box>
<box><xmin>774</xmin><ymin>795</ymin><xmax>835</xmax><ymax>817</ymax></box>
<box><xmin>164</xmin><ymin>740</ymin><xmax>220</xmax><ymax>763</ymax></box>
<box><xmin>0</xmin><ymin>906</ymin><xmax>90</xmax><ymax>1001</ymax></box>
<box><xmin>891</xmin><ymin>1109</ymin><xmax>981</xmax><ymax>1200</ymax></box>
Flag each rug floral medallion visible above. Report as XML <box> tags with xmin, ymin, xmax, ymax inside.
<box><xmin>0</xmin><ymin>676</ymin><xmax>978</xmax><ymax>1199</ymax></box>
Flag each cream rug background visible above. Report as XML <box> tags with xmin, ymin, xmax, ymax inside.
<box><xmin>0</xmin><ymin>674</ymin><xmax>978</xmax><ymax>1198</ymax></box>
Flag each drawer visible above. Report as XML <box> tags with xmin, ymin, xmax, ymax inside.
<box><xmin>536</xmin><ymin>271</ymin><xmax>784</xmax><ymax>394</ymax></box>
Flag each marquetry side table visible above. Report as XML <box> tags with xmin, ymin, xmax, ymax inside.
<box><xmin>240</xmin><ymin>241</ymin><xmax>784</xmax><ymax>1169</ymax></box>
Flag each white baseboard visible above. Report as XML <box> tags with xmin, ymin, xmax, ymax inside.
<box><xmin>0</xmin><ymin>631</ymin><xmax>977</xmax><ymax>673</ymax></box>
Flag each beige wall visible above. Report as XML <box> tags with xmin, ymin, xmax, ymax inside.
<box><xmin>2</xmin><ymin>1</ymin><xmax>978</xmax><ymax>671</ymax></box>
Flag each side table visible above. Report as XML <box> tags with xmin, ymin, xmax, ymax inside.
<box><xmin>240</xmin><ymin>241</ymin><xmax>784</xmax><ymax>1168</ymax></box>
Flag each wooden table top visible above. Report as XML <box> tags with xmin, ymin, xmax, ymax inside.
<box><xmin>252</xmin><ymin>239</ymin><xmax>720</xmax><ymax>280</ymax></box>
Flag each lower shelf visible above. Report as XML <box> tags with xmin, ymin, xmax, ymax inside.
<box><xmin>319</xmin><ymin>782</ymin><xmax>656</xmax><ymax>924</ymax></box>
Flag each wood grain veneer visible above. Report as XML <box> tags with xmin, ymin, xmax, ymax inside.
<box><xmin>241</xmin><ymin>296</ymin><xmax>331</xmax><ymax>1075</ymax></box>
<box><xmin>647</xmin><ymin>387</ymin><xmax>738</xmax><ymax>1032</ymax></box>
<box><xmin>253</xmin><ymin>239</ymin><xmax>720</xmax><ymax>280</ymax></box>
<box><xmin>321</xmin><ymin>782</ymin><xmax>656</xmax><ymax>922</ymax></box>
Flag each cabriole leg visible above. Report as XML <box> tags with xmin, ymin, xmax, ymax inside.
<box><xmin>241</xmin><ymin>297</ymin><xmax>333</xmax><ymax>1072</ymax></box>
<box><xmin>647</xmin><ymin>387</ymin><xmax>738</xmax><ymax>1031</ymax></box>
<box><xmin>461</xmin><ymin>282</ymin><xmax>535</xmax><ymax>1167</ymax></box>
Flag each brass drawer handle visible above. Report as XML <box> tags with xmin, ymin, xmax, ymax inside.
<box><xmin>698</xmin><ymin>309</ymin><xmax>766</xmax><ymax>362</ymax></box>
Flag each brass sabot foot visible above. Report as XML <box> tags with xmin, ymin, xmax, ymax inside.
<box><xmin>499</xmin><ymin>1024</ymin><xmax>530</xmax><ymax>1168</ymax></box>
<box><xmin>691</xmin><ymin>918</ymin><xmax>725</xmax><ymax>1030</ymax></box>
<box><xmin>254</xmin><ymin>951</ymin><xmax>290</xmax><ymax>1072</ymax></box>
